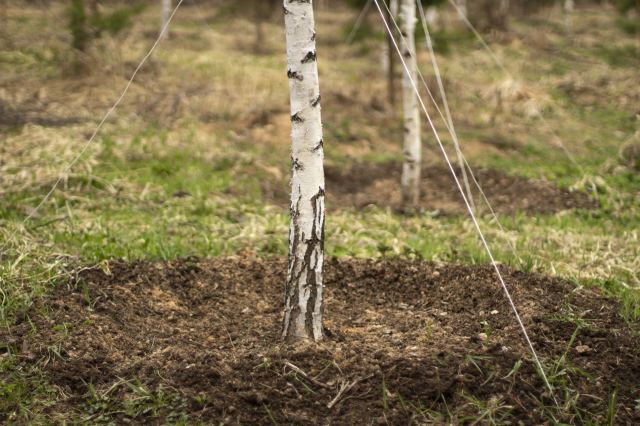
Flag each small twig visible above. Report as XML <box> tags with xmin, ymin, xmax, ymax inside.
<box><xmin>286</xmin><ymin>382</ymin><xmax>302</xmax><ymax>399</ymax></box>
<box><xmin>346</xmin><ymin>0</ymin><xmax>374</xmax><ymax>44</ymax></box>
<box><xmin>327</xmin><ymin>381</ymin><xmax>351</xmax><ymax>409</ymax></box>
<box><xmin>283</xmin><ymin>361</ymin><xmax>331</xmax><ymax>389</ymax></box>
<box><xmin>28</xmin><ymin>215</ymin><xmax>68</xmax><ymax>231</ymax></box>
<box><xmin>221</xmin><ymin>323</ymin><xmax>237</xmax><ymax>362</ymax></box>
<box><xmin>327</xmin><ymin>374</ymin><xmax>374</xmax><ymax>409</ymax></box>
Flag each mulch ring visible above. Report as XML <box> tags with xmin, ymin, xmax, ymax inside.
<box><xmin>263</xmin><ymin>161</ymin><xmax>598</xmax><ymax>215</ymax></box>
<box><xmin>3</xmin><ymin>258</ymin><xmax>638</xmax><ymax>424</ymax></box>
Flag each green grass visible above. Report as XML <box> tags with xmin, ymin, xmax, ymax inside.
<box><xmin>594</xmin><ymin>43</ymin><xmax>640</xmax><ymax>68</ymax></box>
<box><xmin>617</xmin><ymin>16</ymin><xmax>640</xmax><ymax>35</ymax></box>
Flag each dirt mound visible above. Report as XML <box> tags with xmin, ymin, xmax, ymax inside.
<box><xmin>319</xmin><ymin>162</ymin><xmax>598</xmax><ymax>215</ymax></box>
<box><xmin>3</xmin><ymin>258</ymin><xmax>638</xmax><ymax>424</ymax></box>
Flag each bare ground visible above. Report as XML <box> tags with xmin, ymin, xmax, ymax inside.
<box><xmin>2</xmin><ymin>258</ymin><xmax>638</xmax><ymax>424</ymax></box>
<box><xmin>263</xmin><ymin>161</ymin><xmax>598</xmax><ymax>215</ymax></box>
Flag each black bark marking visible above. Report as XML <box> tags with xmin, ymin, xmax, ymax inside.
<box><xmin>301</xmin><ymin>51</ymin><xmax>317</xmax><ymax>64</ymax></box>
<box><xmin>404</xmin><ymin>157</ymin><xmax>417</xmax><ymax>166</ymax></box>
<box><xmin>283</xmin><ymin>189</ymin><xmax>303</xmax><ymax>339</ymax></box>
<box><xmin>292</xmin><ymin>157</ymin><xmax>304</xmax><ymax>171</ymax></box>
<box><xmin>303</xmin><ymin>187</ymin><xmax>325</xmax><ymax>338</ymax></box>
<box><xmin>288</xmin><ymin>0</ymin><xmax>311</xmax><ymax>3</ymax></box>
<box><xmin>291</xmin><ymin>113</ymin><xmax>304</xmax><ymax>123</ymax></box>
<box><xmin>289</xmin><ymin>187</ymin><xmax>302</xmax><ymax>222</ymax></box>
<box><xmin>287</xmin><ymin>69</ymin><xmax>303</xmax><ymax>81</ymax></box>
<box><xmin>283</xmin><ymin>6</ymin><xmax>290</xmax><ymax>14</ymax></box>
<box><xmin>312</xmin><ymin>139</ymin><xmax>323</xmax><ymax>152</ymax></box>
<box><xmin>311</xmin><ymin>94</ymin><xmax>321</xmax><ymax>107</ymax></box>
<box><xmin>283</xmin><ymin>186</ymin><xmax>325</xmax><ymax>342</ymax></box>
<box><xmin>311</xmin><ymin>32</ymin><xmax>316</xmax><ymax>42</ymax></box>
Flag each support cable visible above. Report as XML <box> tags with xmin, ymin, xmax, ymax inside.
<box><xmin>380</xmin><ymin>0</ymin><xmax>523</xmax><ymax>263</ymax></box>
<box><xmin>416</xmin><ymin>1</ymin><xmax>474</xmax><ymax>211</ymax></box>
<box><xmin>346</xmin><ymin>0</ymin><xmax>375</xmax><ymax>44</ymax></box>
<box><xmin>416</xmin><ymin>0</ymin><xmax>522</xmax><ymax>262</ymax></box>
<box><xmin>373</xmin><ymin>0</ymin><xmax>559</xmax><ymax>406</ymax></box>
<box><xmin>22</xmin><ymin>0</ymin><xmax>187</xmax><ymax>225</ymax></box>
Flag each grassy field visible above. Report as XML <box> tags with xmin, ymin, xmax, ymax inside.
<box><xmin>1</xmin><ymin>0</ymin><xmax>639</xmax><ymax>423</ymax></box>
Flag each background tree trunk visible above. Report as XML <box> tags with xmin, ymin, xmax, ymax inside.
<box><xmin>496</xmin><ymin>0</ymin><xmax>509</xmax><ymax>30</ymax></box>
<box><xmin>161</xmin><ymin>0</ymin><xmax>170</xmax><ymax>39</ymax></box>
<box><xmin>255</xmin><ymin>18</ymin><xmax>264</xmax><ymax>53</ymax></box>
<box><xmin>563</xmin><ymin>0</ymin><xmax>574</xmax><ymax>31</ymax></box>
<box><xmin>282</xmin><ymin>0</ymin><xmax>326</xmax><ymax>343</ymax></box>
<box><xmin>425</xmin><ymin>5</ymin><xmax>439</xmax><ymax>31</ymax></box>
<box><xmin>400</xmin><ymin>0</ymin><xmax>421</xmax><ymax>210</ymax></box>
<box><xmin>384</xmin><ymin>0</ymin><xmax>396</xmax><ymax>106</ymax></box>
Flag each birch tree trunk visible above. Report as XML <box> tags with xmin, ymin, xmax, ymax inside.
<box><xmin>400</xmin><ymin>0</ymin><xmax>421</xmax><ymax>210</ymax></box>
<box><xmin>161</xmin><ymin>0</ymin><xmax>171</xmax><ymax>39</ymax></box>
<box><xmin>563</xmin><ymin>0</ymin><xmax>574</xmax><ymax>31</ymax></box>
<box><xmin>282</xmin><ymin>0</ymin><xmax>326</xmax><ymax>343</ymax></box>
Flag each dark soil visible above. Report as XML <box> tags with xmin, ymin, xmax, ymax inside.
<box><xmin>3</xmin><ymin>258</ymin><xmax>638</xmax><ymax>424</ymax></box>
<box><xmin>325</xmin><ymin>162</ymin><xmax>600</xmax><ymax>215</ymax></box>
<box><xmin>264</xmin><ymin>162</ymin><xmax>598</xmax><ymax>215</ymax></box>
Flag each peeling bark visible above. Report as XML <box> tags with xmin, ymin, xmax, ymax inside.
<box><xmin>282</xmin><ymin>0</ymin><xmax>325</xmax><ymax>343</ymax></box>
<box><xmin>400</xmin><ymin>0</ymin><xmax>421</xmax><ymax>210</ymax></box>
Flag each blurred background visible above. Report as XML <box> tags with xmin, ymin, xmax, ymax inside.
<box><xmin>1</xmin><ymin>0</ymin><xmax>638</xmax><ymax>316</ymax></box>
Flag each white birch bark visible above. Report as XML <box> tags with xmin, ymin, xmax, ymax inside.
<box><xmin>161</xmin><ymin>0</ymin><xmax>171</xmax><ymax>39</ymax></box>
<box><xmin>563</xmin><ymin>0</ymin><xmax>574</xmax><ymax>31</ymax></box>
<box><xmin>282</xmin><ymin>0</ymin><xmax>325</xmax><ymax>343</ymax></box>
<box><xmin>382</xmin><ymin>41</ymin><xmax>390</xmax><ymax>74</ymax></box>
<box><xmin>390</xmin><ymin>0</ymin><xmax>399</xmax><ymax>17</ymax></box>
<box><xmin>400</xmin><ymin>0</ymin><xmax>421</xmax><ymax>210</ymax></box>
